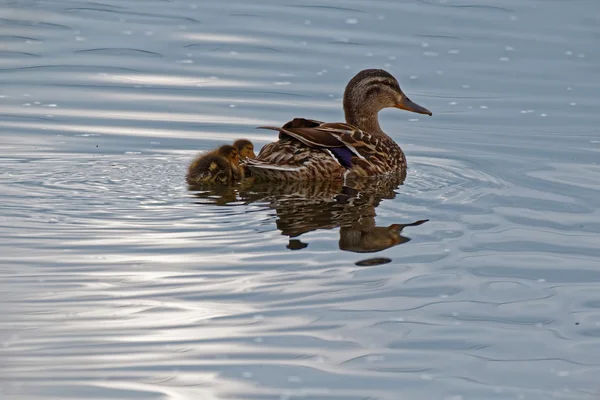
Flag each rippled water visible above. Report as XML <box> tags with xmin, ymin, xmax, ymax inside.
<box><xmin>2</xmin><ymin>0</ymin><xmax>600</xmax><ymax>399</ymax></box>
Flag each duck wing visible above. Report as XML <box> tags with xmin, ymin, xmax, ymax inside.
<box><xmin>257</xmin><ymin>118</ymin><xmax>374</xmax><ymax>170</ymax></box>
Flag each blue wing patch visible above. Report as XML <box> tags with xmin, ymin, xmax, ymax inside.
<box><xmin>329</xmin><ymin>147</ymin><xmax>354</xmax><ymax>169</ymax></box>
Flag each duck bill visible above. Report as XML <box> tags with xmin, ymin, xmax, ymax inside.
<box><xmin>395</xmin><ymin>96</ymin><xmax>432</xmax><ymax>116</ymax></box>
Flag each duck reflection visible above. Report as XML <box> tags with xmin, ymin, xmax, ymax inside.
<box><xmin>189</xmin><ymin>172</ymin><xmax>427</xmax><ymax>256</ymax></box>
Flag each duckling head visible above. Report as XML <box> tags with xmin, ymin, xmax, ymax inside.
<box><xmin>233</xmin><ymin>139</ymin><xmax>256</xmax><ymax>160</ymax></box>
<box><xmin>216</xmin><ymin>144</ymin><xmax>240</xmax><ymax>165</ymax></box>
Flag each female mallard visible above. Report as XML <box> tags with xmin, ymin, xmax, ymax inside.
<box><xmin>187</xmin><ymin>144</ymin><xmax>244</xmax><ymax>184</ymax></box>
<box><xmin>244</xmin><ymin>69</ymin><xmax>432</xmax><ymax>181</ymax></box>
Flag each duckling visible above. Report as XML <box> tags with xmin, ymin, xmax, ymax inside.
<box><xmin>233</xmin><ymin>139</ymin><xmax>256</xmax><ymax>160</ymax></box>
<box><xmin>216</xmin><ymin>144</ymin><xmax>245</xmax><ymax>180</ymax></box>
<box><xmin>232</xmin><ymin>139</ymin><xmax>256</xmax><ymax>179</ymax></box>
<box><xmin>186</xmin><ymin>145</ymin><xmax>242</xmax><ymax>184</ymax></box>
<box><xmin>186</xmin><ymin>153</ymin><xmax>232</xmax><ymax>184</ymax></box>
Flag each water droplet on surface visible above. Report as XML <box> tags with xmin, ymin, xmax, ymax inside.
<box><xmin>346</xmin><ymin>18</ymin><xmax>358</xmax><ymax>24</ymax></box>
<box><xmin>448</xmin><ymin>49</ymin><xmax>460</xmax><ymax>54</ymax></box>
<box><xmin>304</xmin><ymin>20</ymin><xmax>311</xmax><ymax>25</ymax></box>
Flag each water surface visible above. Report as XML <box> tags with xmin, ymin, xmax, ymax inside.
<box><xmin>1</xmin><ymin>0</ymin><xmax>600</xmax><ymax>399</ymax></box>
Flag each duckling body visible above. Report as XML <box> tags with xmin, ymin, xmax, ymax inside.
<box><xmin>187</xmin><ymin>141</ymin><xmax>255</xmax><ymax>185</ymax></box>
<box><xmin>244</xmin><ymin>69</ymin><xmax>432</xmax><ymax>182</ymax></box>
<box><xmin>186</xmin><ymin>154</ymin><xmax>233</xmax><ymax>184</ymax></box>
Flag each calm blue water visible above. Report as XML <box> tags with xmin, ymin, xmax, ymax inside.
<box><xmin>1</xmin><ymin>0</ymin><xmax>600</xmax><ymax>399</ymax></box>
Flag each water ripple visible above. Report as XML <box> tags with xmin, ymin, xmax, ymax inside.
<box><xmin>1</xmin><ymin>0</ymin><xmax>600</xmax><ymax>399</ymax></box>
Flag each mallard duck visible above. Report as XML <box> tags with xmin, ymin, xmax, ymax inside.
<box><xmin>244</xmin><ymin>69</ymin><xmax>432</xmax><ymax>181</ymax></box>
<box><xmin>186</xmin><ymin>144</ymin><xmax>242</xmax><ymax>184</ymax></box>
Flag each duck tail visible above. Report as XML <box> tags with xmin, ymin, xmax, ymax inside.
<box><xmin>256</xmin><ymin>126</ymin><xmax>283</xmax><ymax>132</ymax></box>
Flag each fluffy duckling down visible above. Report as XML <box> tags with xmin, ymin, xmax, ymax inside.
<box><xmin>186</xmin><ymin>140</ymin><xmax>255</xmax><ymax>185</ymax></box>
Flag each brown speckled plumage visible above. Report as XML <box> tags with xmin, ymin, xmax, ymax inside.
<box><xmin>244</xmin><ymin>69</ymin><xmax>431</xmax><ymax>182</ymax></box>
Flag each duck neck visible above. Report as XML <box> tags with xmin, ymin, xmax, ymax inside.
<box><xmin>344</xmin><ymin>107</ymin><xmax>384</xmax><ymax>135</ymax></box>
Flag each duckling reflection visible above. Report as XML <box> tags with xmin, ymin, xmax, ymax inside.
<box><xmin>189</xmin><ymin>171</ymin><xmax>428</xmax><ymax>254</ymax></box>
